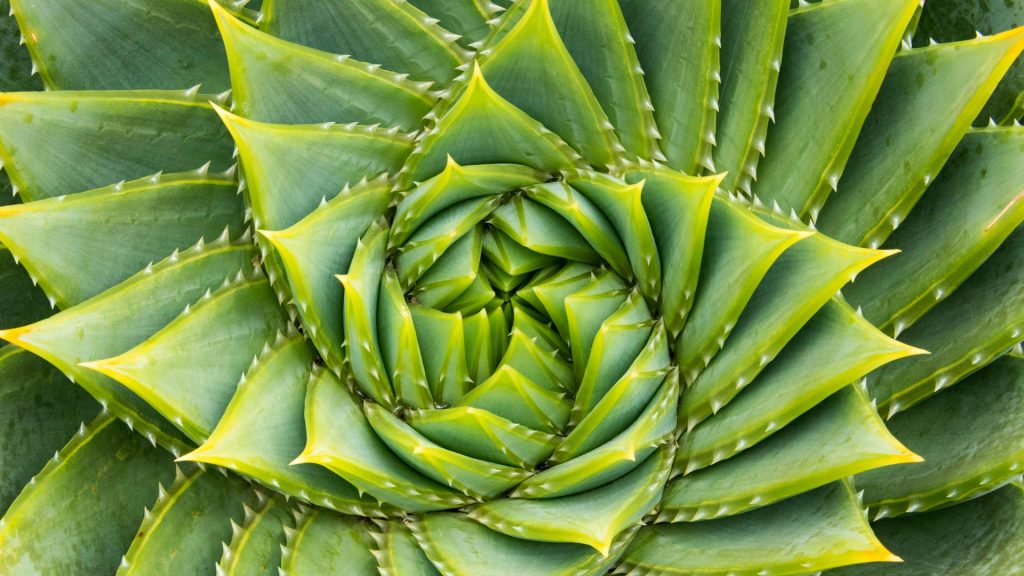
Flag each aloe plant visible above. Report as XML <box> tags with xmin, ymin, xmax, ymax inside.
<box><xmin>0</xmin><ymin>0</ymin><xmax>1021</xmax><ymax>574</ymax></box>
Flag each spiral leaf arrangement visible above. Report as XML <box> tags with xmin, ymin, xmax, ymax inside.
<box><xmin>0</xmin><ymin>0</ymin><xmax>1022</xmax><ymax>574</ymax></box>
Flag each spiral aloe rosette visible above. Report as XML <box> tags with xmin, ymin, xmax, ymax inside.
<box><xmin>0</xmin><ymin>0</ymin><xmax>1023</xmax><ymax>574</ymax></box>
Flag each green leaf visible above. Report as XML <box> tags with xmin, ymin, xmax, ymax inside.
<box><xmin>82</xmin><ymin>276</ymin><xmax>288</xmax><ymax>443</ymax></box>
<box><xmin>0</xmin><ymin>90</ymin><xmax>233</xmax><ymax>201</ymax></box>
<box><xmin>410</xmin><ymin>306</ymin><xmax>473</xmax><ymax>404</ymax></box>
<box><xmin>914</xmin><ymin>0</ymin><xmax>1024</xmax><ymax>124</ymax></box>
<box><xmin>456</xmin><ymin>365</ymin><xmax>570</xmax><ymax>434</ymax></box>
<box><xmin>0</xmin><ymin>345</ymin><xmax>95</xmax><ymax>514</ymax></box>
<box><xmin>401</xmin><ymin>64</ymin><xmax>582</xmax><ymax>184</ymax></box>
<box><xmin>868</xmin><ymin>226</ymin><xmax>1024</xmax><ymax>416</ymax></box>
<box><xmin>536</xmin><ymin>264</ymin><xmax>622</xmax><ymax>344</ymax></box>
<box><xmin>9</xmin><ymin>0</ymin><xmax>231</xmax><ymax>90</ymax></box>
<box><xmin>260</xmin><ymin>0</ymin><xmax>468</xmax><ymax>85</ymax></box>
<box><xmin>462</xmin><ymin>306</ymin><xmax>500</xmax><ymax>381</ymax></box>
<box><xmin>0</xmin><ymin>239</ymin><xmax>255</xmax><ymax>453</ymax></box>
<box><xmin>676</xmin><ymin>199</ymin><xmax>808</xmax><ymax>381</ymax></box>
<box><xmin>181</xmin><ymin>331</ymin><xmax>381</xmax><ymax>516</ymax></box>
<box><xmin>523</xmin><ymin>181</ymin><xmax>631</xmax><ymax>281</ymax></box>
<box><xmin>392</xmin><ymin>160</ymin><xmax>545</xmax><ymax>247</ymax></box>
<box><xmin>469</xmin><ymin>444</ymin><xmax>671</xmax><ymax>555</ymax></box>
<box><xmin>217</xmin><ymin>107</ymin><xmax>414</xmax><ymax>233</ymax></box>
<box><xmin>260</xmin><ymin>176</ymin><xmax>390</xmax><ymax>375</ymax></box>
<box><xmin>478</xmin><ymin>0</ymin><xmax>621</xmax><ymax>168</ymax></box>
<box><xmin>619</xmin><ymin>0</ymin><xmax>719</xmax><ymax>174</ymax></box>
<box><xmin>218</xmin><ymin>494</ymin><xmax>294</xmax><ymax>576</ymax></box>
<box><xmin>407</xmin><ymin>405</ymin><xmax>559</xmax><ymax>469</ymax></box>
<box><xmin>512</xmin><ymin>371</ymin><xmax>678</xmax><ymax>498</ymax></box>
<box><xmin>828</xmin><ymin>484</ymin><xmax>1024</xmax><ymax>576</ymax></box>
<box><xmin>409</xmin><ymin>512</ymin><xmax>626</xmax><ymax>576</ymax></box>
<box><xmin>495</xmin><ymin>327</ymin><xmax>572</xmax><ymax>395</ymax></box>
<box><xmin>571</xmin><ymin>290</ymin><xmax>653</xmax><ymax>421</ymax></box>
<box><xmin>0</xmin><ymin>414</ymin><xmax>176</xmax><ymax>575</ymax></box>
<box><xmin>374</xmin><ymin>521</ymin><xmax>440</xmax><ymax>576</ymax></box>
<box><xmin>0</xmin><ymin>169</ymin><xmax>244</xmax><ymax>308</ymax></box>
<box><xmin>364</xmin><ymin>403</ymin><xmax>530</xmax><ymax>499</ymax></box>
<box><xmin>682</xmin><ymin>231</ymin><xmax>893</xmax><ymax>428</ymax></box>
<box><xmin>714</xmin><ymin>0</ymin><xmax>789</xmax><ymax>193</ymax></box>
<box><xmin>620</xmin><ymin>481</ymin><xmax>898</xmax><ymax>575</ymax></box>
<box><xmin>412</xmin><ymin>229</ymin><xmax>482</xmax><ymax>312</ymax></box>
<box><xmin>857</xmin><ymin>356</ymin><xmax>1024</xmax><ymax>517</ymax></box>
<box><xmin>0</xmin><ymin>0</ymin><xmax>42</xmax><ymax>91</ymax></box>
<box><xmin>569</xmin><ymin>172</ymin><xmax>661</xmax><ymax>303</ymax></box>
<box><xmin>406</xmin><ymin>0</ymin><xmax>496</xmax><ymax>47</ymax></box>
<box><xmin>546</xmin><ymin>0</ymin><xmax>660</xmax><ymax>160</ymax></box>
<box><xmin>754</xmin><ymin>0</ymin><xmax>921</xmax><ymax>216</ymax></box>
<box><xmin>660</xmin><ymin>386</ymin><xmax>918</xmax><ymax>522</ymax></box>
<box><xmin>553</xmin><ymin>323</ymin><xmax>670</xmax><ymax>462</ymax></box>
<box><xmin>843</xmin><ymin>127</ymin><xmax>1024</xmax><ymax>334</ymax></box>
<box><xmin>378</xmin><ymin>268</ymin><xmax>434</xmax><ymax>409</ymax></box>
<box><xmin>211</xmin><ymin>1</ymin><xmax>437</xmax><ymax>128</ymax></box>
<box><xmin>119</xmin><ymin>466</ymin><xmax>257</xmax><ymax>576</ymax></box>
<box><xmin>340</xmin><ymin>222</ymin><xmax>396</xmax><ymax>407</ymax></box>
<box><xmin>0</xmin><ymin>248</ymin><xmax>52</xmax><ymax>328</ymax></box>
<box><xmin>297</xmin><ymin>366</ymin><xmax>474</xmax><ymax>512</ymax></box>
<box><xmin>398</xmin><ymin>197</ymin><xmax>500</xmax><ymax>288</ymax></box>
<box><xmin>680</xmin><ymin>299</ymin><xmax>923</xmax><ymax>474</ymax></box>
<box><xmin>489</xmin><ymin>195</ymin><xmax>601</xmax><ymax>267</ymax></box>
<box><xmin>628</xmin><ymin>168</ymin><xmax>718</xmax><ymax>335</ymax></box>
<box><xmin>818</xmin><ymin>29</ymin><xmax>1024</xmax><ymax>245</ymax></box>
<box><xmin>279</xmin><ymin>507</ymin><xmax>378</xmax><ymax>576</ymax></box>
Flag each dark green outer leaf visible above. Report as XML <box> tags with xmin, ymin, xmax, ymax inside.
<box><xmin>0</xmin><ymin>414</ymin><xmax>177</xmax><ymax>575</ymax></box>
<box><xmin>0</xmin><ymin>248</ymin><xmax>51</xmax><ymax>328</ymax></box>
<box><xmin>857</xmin><ymin>356</ymin><xmax>1024</xmax><ymax>516</ymax></box>
<box><xmin>828</xmin><ymin>484</ymin><xmax>1024</xmax><ymax>576</ymax></box>
<box><xmin>914</xmin><ymin>0</ymin><xmax>1024</xmax><ymax>124</ymax></box>
<box><xmin>868</xmin><ymin>225</ymin><xmax>1024</xmax><ymax>415</ymax></box>
<box><xmin>10</xmin><ymin>0</ymin><xmax>232</xmax><ymax>91</ymax></box>
<box><xmin>0</xmin><ymin>345</ymin><xmax>95</xmax><ymax>514</ymax></box>
<box><xmin>0</xmin><ymin>1</ymin><xmax>40</xmax><ymax>92</ymax></box>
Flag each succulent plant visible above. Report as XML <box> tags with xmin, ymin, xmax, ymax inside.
<box><xmin>0</xmin><ymin>0</ymin><xmax>1022</xmax><ymax>574</ymax></box>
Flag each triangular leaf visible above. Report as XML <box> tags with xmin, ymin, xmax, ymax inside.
<box><xmin>858</xmin><ymin>356</ymin><xmax>1024</xmax><ymax>518</ymax></box>
<box><xmin>0</xmin><ymin>170</ymin><xmax>243</xmax><ymax>308</ymax></box>
<box><xmin>11</xmin><ymin>0</ymin><xmax>232</xmax><ymax>90</ymax></box>
<box><xmin>680</xmin><ymin>299</ymin><xmax>922</xmax><ymax>473</ymax></box>
<box><xmin>0</xmin><ymin>239</ymin><xmax>255</xmax><ymax>453</ymax></box>
<box><xmin>119</xmin><ymin>467</ymin><xmax>257</xmax><ymax>576</ymax></box>
<box><xmin>0</xmin><ymin>91</ymin><xmax>233</xmax><ymax>201</ymax></box>
<box><xmin>181</xmin><ymin>332</ymin><xmax>382</xmax><ymax>516</ymax></box>
<box><xmin>620</xmin><ymin>481</ymin><xmax>898</xmax><ymax>575</ymax></box>
<box><xmin>683</xmin><ymin>229</ymin><xmax>892</xmax><ymax>427</ymax></box>
<box><xmin>83</xmin><ymin>277</ymin><xmax>287</xmax><ymax>443</ymax></box>
<box><xmin>211</xmin><ymin>2</ymin><xmax>437</xmax><ymax>127</ymax></box>
<box><xmin>469</xmin><ymin>444</ymin><xmax>671</xmax><ymax>555</ymax></box>
<box><xmin>402</xmin><ymin>64</ymin><xmax>582</xmax><ymax>184</ymax></box>
<box><xmin>260</xmin><ymin>0</ymin><xmax>469</xmax><ymax>84</ymax></box>
<box><xmin>869</xmin><ymin>226</ymin><xmax>1024</xmax><ymax>416</ymax></box>
<box><xmin>260</xmin><ymin>177</ymin><xmax>390</xmax><ymax>374</ymax></box>
<box><xmin>479</xmin><ymin>0</ymin><xmax>621</xmax><ymax>168</ymax></box>
<box><xmin>754</xmin><ymin>0</ymin><xmax>920</xmax><ymax>216</ymax></box>
<box><xmin>819</xmin><ymin>29</ymin><xmax>1024</xmax><ymax>245</ymax></box>
<box><xmin>0</xmin><ymin>414</ymin><xmax>176</xmax><ymax>574</ymax></box>
<box><xmin>844</xmin><ymin>127</ymin><xmax>1024</xmax><ymax>334</ymax></box>
<box><xmin>661</xmin><ymin>386</ymin><xmax>918</xmax><ymax>521</ymax></box>
<box><xmin>619</xmin><ymin>0</ymin><xmax>720</xmax><ymax>174</ymax></box>
<box><xmin>409</xmin><ymin>512</ymin><xmax>626</xmax><ymax>576</ymax></box>
<box><xmin>296</xmin><ymin>366</ymin><xmax>473</xmax><ymax>512</ymax></box>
